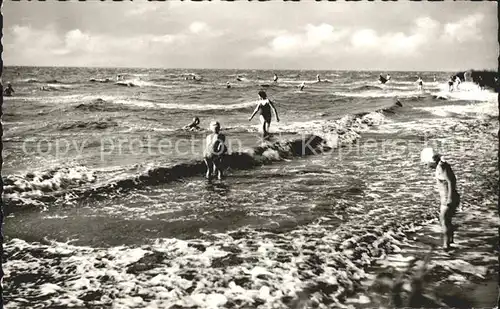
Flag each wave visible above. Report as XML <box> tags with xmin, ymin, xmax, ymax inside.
<box><xmin>74</xmin><ymin>98</ymin><xmax>123</xmax><ymax>112</ymax></box>
<box><xmin>351</xmin><ymin>85</ymin><xmax>383</xmax><ymax>92</ymax></box>
<box><xmin>115</xmin><ymin>79</ymin><xmax>174</xmax><ymax>89</ymax></box>
<box><xmin>334</xmin><ymin>90</ymin><xmax>428</xmax><ymax>99</ymax></box>
<box><xmin>4</xmin><ymin>166</ymin><xmax>97</xmax><ymax>210</ymax></box>
<box><xmin>89</xmin><ymin>78</ymin><xmax>112</xmax><ymax>83</ymax></box>
<box><xmin>113</xmin><ymin>99</ymin><xmax>258</xmax><ymax>111</ymax></box>
<box><xmin>57</xmin><ymin>118</ymin><xmax>118</xmax><ymax>131</ymax></box>
<box><xmin>415</xmin><ymin>100</ymin><xmax>498</xmax><ymax>118</ymax></box>
<box><xmin>431</xmin><ymin>88</ymin><xmax>496</xmax><ymax>102</ymax></box>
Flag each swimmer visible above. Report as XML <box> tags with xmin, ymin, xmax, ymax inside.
<box><xmin>226</xmin><ymin>82</ymin><xmax>231</xmax><ymax>89</ymax></box>
<box><xmin>116</xmin><ymin>74</ymin><xmax>122</xmax><ymax>81</ymax></box>
<box><xmin>273</xmin><ymin>73</ymin><xmax>278</xmax><ymax>83</ymax></box>
<box><xmin>416</xmin><ymin>76</ymin><xmax>424</xmax><ymax>91</ymax></box>
<box><xmin>454</xmin><ymin>76</ymin><xmax>461</xmax><ymax>91</ymax></box>
<box><xmin>236</xmin><ymin>75</ymin><xmax>242</xmax><ymax>82</ymax></box>
<box><xmin>379</xmin><ymin>74</ymin><xmax>389</xmax><ymax>84</ymax></box>
<box><xmin>248</xmin><ymin>90</ymin><xmax>280</xmax><ymax>138</ymax></box>
<box><xmin>421</xmin><ymin>148</ymin><xmax>460</xmax><ymax>250</ymax></box>
<box><xmin>386</xmin><ymin>74</ymin><xmax>391</xmax><ymax>82</ymax></box>
<box><xmin>316</xmin><ymin>74</ymin><xmax>321</xmax><ymax>82</ymax></box>
<box><xmin>184</xmin><ymin>117</ymin><xmax>201</xmax><ymax>130</ymax></box>
<box><xmin>4</xmin><ymin>82</ymin><xmax>15</xmax><ymax>96</ymax></box>
<box><xmin>299</xmin><ymin>81</ymin><xmax>306</xmax><ymax>91</ymax></box>
<box><xmin>448</xmin><ymin>76</ymin><xmax>454</xmax><ymax>92</ymax></box>
<box><xmin>204</xmin><ymin>121</ymin><xmax>227</xmax><ymax>180</ymax></box>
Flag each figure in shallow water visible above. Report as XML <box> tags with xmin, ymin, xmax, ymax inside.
<box><xmin>204</xmin><ymin>121</ymin><xmax>227</xmax><ymax>180</ymax></box>
<box><xmin>248</xmin><ymin>90</ymin><xmax>280</xmax><ymax>138</ymax></box>
<box><xmin>4</xmin><ymin>82</ymin><xmax>14</xmax><ymax>96</ymax></box>
<box><xmin>184</xmin><ymin>117</ymin><xmax>201</xmax><ymax>130</ymax></box>
<box><xmin>421</xmin><ymin>148</ymin><xmax>460</xmax><ymax>250</ymax></box>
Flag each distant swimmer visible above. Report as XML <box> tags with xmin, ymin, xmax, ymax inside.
<box><xmin>433</xmin><ymin>75</ymin><xmax>437</xmax><ymax>82</ymax></box>
<box><xmin>299</xmin><ymin>81</ymin><xmax>306</xmax><ymax>91</ymax></box>
<box><xmin>421</xmin><ymin>148</ymin><xmax>460</xmax><ymax>250</ymax></box>
<box><xmin>379</xmin><ymin>74</ymin><xmax>391</xmax><ymax>84</ymax></box>
<box><xmin>116</xmin><ymin>74</ymin><xmax>122</xmax><ymax>81</ymax></box>
<box><xmin>226</xmin><ymin>82</ymin><xmax>231</xmax><ymax>89</ymax></box>
<box><xmin>448</xmin><ymin>76</ymin><xmax>454</xmax><ymax>92</ymax></box>
<box><xmin>316</xmin><ymin>74</ymin><xmax>321</xmax><ymax>82</ymax></box>
<box><xmin>249</xmin><ymin>90</ymin><xmax>280</xmax><ymax>138</ymax></box>
<box><xmin>184</xmin><ymin>117</ymin><xmax>201</xmax><ymax>131</ymax></box>
<box><xmin>236</xmin><ymin>75</ymin><xmax>243</xmax><ymax>82</ymax></box>
<box><xmin>4</xmin><ymin>82</ymin><xmax>15</xmax><ymax>96</ymax></box>
<box><xmin>273</xmin><ymin>74</ymin><xmax>278</xmax><ymax>83</ymax></box>
<box><xmin>204</xmin><ymin>121</ymin><xmax>227</xmax><ymax>180</ymax></box>
<box><xmin>416</xmin><ymin>76</ymin><xmax>423</xmax><ymax>91</ymax></box>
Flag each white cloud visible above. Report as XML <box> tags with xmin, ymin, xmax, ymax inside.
<box><xmin>349</xmin><ymin>16</ymin><xmax>440</xmax><ymax>56</ymax></box>
<box><xmin>254</xmin><ymin>23</ymin><xmax>349</xmax><ymax>56</ymax></box>
<box><xmin>443</xmin><ymin>13</ymin><xmax>484</xmax><ymax>42</ymax></box>
<box><xmin>189</xmin><ymin>21</ymin><xmax>209</xmax><ymax>34</ymax></box>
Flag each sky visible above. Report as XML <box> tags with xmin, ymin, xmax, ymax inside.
<box><xmin>3</xmin><ymin>1</ymin><xmax>498</xmax><ymax>71</ymax></box>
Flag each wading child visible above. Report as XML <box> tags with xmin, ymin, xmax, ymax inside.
<box><xmin>204</xmin><ymin>121</ymin><xmax>227</xmax><ymax>180</ymax></box>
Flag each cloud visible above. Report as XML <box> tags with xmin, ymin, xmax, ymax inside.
<box><xmin>4</xmin><ymin>25</ymin><xmax>188</xmax><ymax>66</ymax></box>
<box><xmin>253</xmin><ymin>23</ymin><xmax>349</xmax><ymax>57</ymax></box>
<box><xmin>189</xmin><ymin>21</ymin><xmax>208</xmax><ymax>34</ymax></box>
<box><xmin>349</xmin><ymin>16</ymin><xmax>440</xmax><ymax>56</ymax></box>
<box><xmin>443</xmin><ymin>13</ymin><xmax>484</xmax><ymax>42</ymax></box>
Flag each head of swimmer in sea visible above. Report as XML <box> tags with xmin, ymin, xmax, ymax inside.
<box><xmin>193</xmin><ymin>117</ymin><xmax>200</xmax><ymax>125</ymax></box>
<box><xmin>258</xmin><ymin>90</ymin><xmax>267</xmax><ymax>100</ymax></box>
<box><xmin>428</xmin><ymin>154</ymin><xmax>442</xmax><ymax>169</ymax></box>
<box><xmin>209</xmin><ymin>121</ymin><xmax>221</xmax><ymax>133</ymax></box>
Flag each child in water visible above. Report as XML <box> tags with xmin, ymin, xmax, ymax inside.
<box><xmin>249</xmin><ymin>90</ymin><xmax>280</xmax><ymax>138</ymax></box>
<box><xmin>416</xmin><ymin>76</ymin><xmax>424</xmax><ymax>91</ymax></box>
<box><xmin>448</xmin><ymin>76</ymin><xmax>454</xmax><ymax>92</ymax></box>
<box><xmin>184</xmin><ymin>117</ymin><xmax>200</xmax><ymax>131</ymax></box>
<box><xmin>421</xmin><ymin>148</ymin><xmax>460</xmax><ymax>250</ymax></box>
<box><xmin>204</xmin><ymin>121</ymin><xmax>227</xmax><ymax>180</ymax></box>
<box><xmin>4</xmin><ymin>82</ymin><xmax>14</xmax><ymax>96</ymax></box>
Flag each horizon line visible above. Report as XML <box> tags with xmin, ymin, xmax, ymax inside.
<box><xmin>4</xmin><ymin>64</ymin><xmax>492</xmax><ymax>73</ymax></box>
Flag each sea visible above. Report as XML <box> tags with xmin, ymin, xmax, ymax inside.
<box><xmin>2</xmin><ymin>67</ymin><xmax>498</xmax><ymax>308</ymax></box>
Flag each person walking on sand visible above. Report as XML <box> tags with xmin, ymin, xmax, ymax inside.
<box><xmin>249</xmin><ymin>90</ymin><xmax>280</xmax><ymax>138</ymax></box>
<box><xmin>421</xmin><ymin>148</ymin><xmax>460</xmax><ymax>250</ymax></box>
<box><xmin>4</xmin><ymin>82</ymin><xmax>15</xmax><ymax>96</ymax></box>
<box><xmin>204</xmin><ymin>121</ymin><xmax>227</xmax><ymax>180</ymax></box>
<box><xmin>416</xmin><ymin>76</ymin><xmax>424</xmax><ymax>91</ymax></box>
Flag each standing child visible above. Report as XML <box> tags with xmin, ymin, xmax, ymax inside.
<box><xmin>448</xmin><ymin>76</ymin><xmax>454</xmax><ymax>92</ymax></box>
<box><xmin>421</xmin><ymin>148</ymin><xmax>460</xmax><ymax>250</ymax></box>
<box><xmin>416</xmin><ymin>76</ymin><xmax>424</xmax><ymax>91</ymax></box>
<box><xmin>204</xmin><ymin>121</ymin><xmax>227</xmax><ymax>180</ymax></box>
<box><xmin>249</xmin><ymin>90</ymin><xmax>280</xmax><ymax>138</ymax></box>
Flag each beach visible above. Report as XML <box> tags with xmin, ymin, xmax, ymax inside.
<box><xmin>2</xmin><ymin>66</ymin><xmax>498</xmax><ymax>308</ymax></box>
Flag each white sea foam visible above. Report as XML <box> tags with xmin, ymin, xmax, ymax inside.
<box><xmin>114</xmin><ymin>99</ymin><xmax>258</xmax><ymax>111</ymax></box>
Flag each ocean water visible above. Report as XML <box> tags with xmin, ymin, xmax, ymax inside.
<box><xmin>3</xmin><ymin>67</ymin><xmax>498</xmax><ymax>308</ymax></box>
